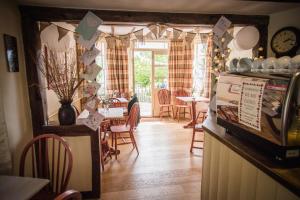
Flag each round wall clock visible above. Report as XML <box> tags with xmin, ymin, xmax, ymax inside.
<box><xmin>271</xmin><ymin>27</ymin><xmax>300</xmax><ymax>57</ymax></box>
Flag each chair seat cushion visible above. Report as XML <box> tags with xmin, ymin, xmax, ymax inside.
<box><xmin>111</xmin><ymin>124</ymin><xmax>130</xmax><ymax>133</ymax></box>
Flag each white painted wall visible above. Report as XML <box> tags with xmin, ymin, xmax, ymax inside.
<box><xmin>0</xmin><ymin>0</ymin><xmax>33</xmax><ymax>175</ymax></box>
<box><xmin>268</xmin><ymin>7</ymin><xmax>300</xmax><ymax>57</ymax></box>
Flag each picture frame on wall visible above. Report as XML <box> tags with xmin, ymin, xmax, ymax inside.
<box><xmin>3</xmin><ymin>34</ymin><xmax>19</xmax><ymax>72</ymax></box>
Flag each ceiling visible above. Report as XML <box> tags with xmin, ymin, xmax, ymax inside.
<box><xmin>18</xmin><ymin>0</ymin><xmax>300</xmax><ymax>15</ymax></box>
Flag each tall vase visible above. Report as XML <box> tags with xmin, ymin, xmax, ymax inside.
<box><xmin>58</xmin><ymin>101</ymin><xmax>76</xmax><ymax>125</ymax></box>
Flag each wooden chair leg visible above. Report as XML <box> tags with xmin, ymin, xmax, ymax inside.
<box><xmin>177</xmin><ymin>107</ymin><xmax>180</xmax><ymax>122</ymax></box>
<box><xmin>130</xmin><ymin>132</ymin><xmax>139</xmax><ymax>155</ymax></box>
<box><xmin>190</xmin><ymin>128</ymin><xmax>196</xmax><ymax>153</ymax></box>
<box><xmin>114</xmin><ymin>132</ymin><xmax>118</xmax><ymax>160</ymax></box>
<box><xmin>171</xmin><ymin>106</ymin><xmax>174</xmax><ymax>119</ymax></box>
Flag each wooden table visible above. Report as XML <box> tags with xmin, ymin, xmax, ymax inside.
<box><xmin>176</xmin><ymin>96</ymin><xmax>209</xmax><ymax>128</ymax></box>
<box><xmin>0</xmin><ymin>175</ymin><xmax>49</xmax><ymax>200</ymax></box>
<box><xmin>98</xmin><ymin>108</ymin><xmax>125</xmax><ymax>119</ymax></box>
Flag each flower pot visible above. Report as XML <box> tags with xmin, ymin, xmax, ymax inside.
<box><xmin>58</xmin><ymin>101</ymin><xmax>76</xmax><ymax>125</ymax></box>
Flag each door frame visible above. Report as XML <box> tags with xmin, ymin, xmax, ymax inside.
<box><xmin>132</xmin><ymin>44</ymin><xmax>168</xmax><ymax>117</ymax></box>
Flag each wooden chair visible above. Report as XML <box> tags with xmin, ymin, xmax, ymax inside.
<box><xmin>110</xmin><ymin>103</ymin><xmax>140</xmax><ymax>159</ymax></box>
<box><xmin>158</xmin><ymin>89</ymin><xmax>173</xmax><ymax>119</ymax></box>
<box><xmin>109</xmin><ymin>98</ymin><xmax>122</xmax><ymax>108</ymax></box>
<box><xmin>173</xmin><ymin>89</ymin><xmax>192</xmax><ymax>122</ymax></box>
<box><xmin>54</xmin><ymin>190</ymin><xmax>81</xmax><ymax>200</ymax></box>
<box><xmin>190</xmin><ymin>107</ymin><xmax>208</xmax><ymax>153</ymax></box>
<box><xmin>99</xmin><ymin>120</ymin><xmax>112</xmax><ymax>171</ymax></box>
<box><xmin>19</xmin><ymin>134</ymin><xmax>73</xmax><ymax>197</ymax></box>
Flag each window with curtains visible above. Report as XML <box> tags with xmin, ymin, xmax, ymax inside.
<box><xmin>193</xmin><ymin>40</ymin><xmax>208</xmax><ymax>96</ymax></box>
<box><xmin>95</xmin><ymin>41</ymin><xmax>107</xmax><ymax>96</ymax></box>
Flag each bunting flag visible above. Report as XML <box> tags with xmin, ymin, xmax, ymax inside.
<box><xmin>78</xmin><ymin>31</ymin><xmax>101</xmax><ymax>50</ymax></box>
<box><xmin>166</xmin><ymin>30</ymin><xmax>172</xmax><ymax>39</ymax></box>
<box><xmin>185</xmin><ymin>32</ymin><xmax>197</xmax><ymax>43</ymax></box>
<box><xmin>158</xmin><ymin>24</ymin><xmax>168</xmax><ymax>38</ymax></box>
<box><xmin>39</xmin><ymin>22</ymin><xmax>51</xmax><ymax>32</ymax></box>
<box><xmin>144</xmin><ymin>31</ymin><xmax>154</xmax><ymax>40</ymax></box>
<box><xmin>148</xmin><ymin>24</ymin><xmax>158</xmax><ymax>39</ymax></box>
<box><xmin>57</xmin><ymin>26</ymin><xmax>70</xmax><ymax>41</ymax></box>
<box><xmin>133</xmin><ymin>29</ymin><xmax>144</xmax><ymax>42</ymax></box>
<box><xmin>173</xmin><ymin>29</ymin><xmax>183</xmax><ymax>40</ymax></box>
<box><xmin>221</xmin><ymin>31</ymin><xmax>233</xmax><ymax>48</ymax></box>
<box><xmin>75</xmin><ymin>11</ymin><xmax>103</xmax><ymax>40</ymax></box>
<box><xmin>105</xmin><ymin>36</ymin><xmax>116</xmax><ymax>49</ymax></box>
<box><xmin>119</xmin><ymin>34</ymin><xmax>131</xmax><ymax>48</ymax></box>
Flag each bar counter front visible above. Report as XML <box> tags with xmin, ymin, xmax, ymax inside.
<box><xmin>201</xmin><ymin>113</ymin><xmax>300</xmax><ymax>200</ymax></box>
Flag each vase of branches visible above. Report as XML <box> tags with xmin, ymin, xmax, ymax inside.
<box><xmin>41</xmin><ymin>47</ymin><xmax>83</xmax><ymax>125</ymax></box>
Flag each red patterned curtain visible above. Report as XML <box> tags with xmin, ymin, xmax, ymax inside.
<box><xmin>106</xmin><ymin>43</ymin><xmax>129</xmax><ymax>95</ymax></box>
<box><xmin>168</xmin><ymin>40</ymin><xmax>193</xmax><ymax>96</ymax></box>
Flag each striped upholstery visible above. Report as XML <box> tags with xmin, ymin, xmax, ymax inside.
<box><xmin>168</xmin><ymin>40</ymin><xmax>193</xmax><ymax>99</ymax></box>
<box><xmin>106</xmin><ymin>43</ymin><xmax>129</xmax><ymax>95</ymax></box>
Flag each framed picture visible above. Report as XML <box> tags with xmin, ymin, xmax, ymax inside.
<box><xmin>3</xmin><ymin>34</ymin><xmax>19</xmax><ymax>72</ymax></box>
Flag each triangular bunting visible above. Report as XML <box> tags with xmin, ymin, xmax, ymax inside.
<box><xmin>186</xmin><ymin>32</ymin><xmax>196</xmax><ymax>43</ymax></box>
<box><xmin>144</xmin><ymin>31</ymin><xmax>154</xmax><ymax>40</ymax></box>
<box><xmin>173</xmin><ymin>29</ymin><xmax>182</xmax><ymax>40</ymax></box>
<box><xmin>148</xmin><ymin>24</ymin><xmax>158</xmax><ymax>39</ymax></box>
<box><xmin>158</xmin><ymin>24</ymin><xmax>168</xmax><ymax>38</ymax></box>
<box><xmin>39</xmin><ymin>22</ymin><xmax>51</xmax><ymax>32</ymax></box>
<box><xmin>119</xmin><ymin>34</ymin><xmax>131</xmax><ymax>48</ymax></box>
<box><xmin>57</xmin><ymin>26</ymin><xmax>69</xmax><ymax>41</ymax></box>
<box><xmin>105</xmin><ymin>36</ymin><xmax>116</xmax><ymax>49</ymax></box>
<box><xmin>133</xmin><ymin>29</ymin><xmax>144</xmax><ymax>42</ymax></box>
<box><xmin>166</xmin><ymin>30</ymin><xmax>172</xmax><ymax>39</ymax></box>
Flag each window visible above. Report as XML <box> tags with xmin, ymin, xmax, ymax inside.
<box><xmin>193</xmin><ymin>41</ymin><xmax>207</xmax><ymax>96</ymax></box>
<box><xmin>95</xmin><ymin>41</ymin><xmax>107</xmax><ymax>96</ymax></box>
<box><xmin>154</xmin><ymin>53</ymin><xmax>168</xmax><ymax>89</ymax></box>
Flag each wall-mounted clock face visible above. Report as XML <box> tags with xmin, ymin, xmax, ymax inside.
<box><xmin>271</xmin><ymin>27</ymin><xmax>299</xmax><ymax>57</ymax></box>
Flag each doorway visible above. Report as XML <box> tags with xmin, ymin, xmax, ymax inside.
<box><xmin>133</xmin><ymin>41</ymin><xmax>168</xmax><ymax>117</ymax></box>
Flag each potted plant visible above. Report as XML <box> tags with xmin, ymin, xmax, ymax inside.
<box><xmin>40</xmin><ymin>48</ymin><xmax>83</xmax><ymax>125</ymax></box>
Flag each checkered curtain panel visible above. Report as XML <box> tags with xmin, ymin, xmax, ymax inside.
<box><xmin>168</xmin><ymin>40</ymin><xmax>193</xmax><ymax>95</ymax></box>
<box><xmin>202</xmin><ymin>35</ymin><xmax>212</xmax><ymax>98</ymax></box>
<box><xmin>106</xmin><ymin>43</ymin><xmax>129</xmax><ymax>95</ymax></box>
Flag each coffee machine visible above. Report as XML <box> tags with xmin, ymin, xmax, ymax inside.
<box><xmin>216</xmin><ymin>72</ymin><xmax>300</xmax><ymax>161</ymax></box>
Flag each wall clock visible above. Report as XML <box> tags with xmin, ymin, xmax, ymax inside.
<box><xmin>271</xmin><ymin>27</ymin><xmax>300</xmax><ymax>57</ymax></box>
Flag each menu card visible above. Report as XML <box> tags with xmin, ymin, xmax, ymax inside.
<box><xmin>238</xmin><ymin>79</ymin><xmax>267</xmax><ymax>131</ymax></box>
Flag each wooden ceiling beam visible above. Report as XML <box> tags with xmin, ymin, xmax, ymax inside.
<box><xmin>19</xmin><ymin>5</ymin><xmax>269</xmax><ymax>26</ymax></box>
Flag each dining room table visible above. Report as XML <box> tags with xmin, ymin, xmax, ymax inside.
<box><xmin>176</xmin><ymin>96</ymin><xmax>210</xmax><ymax>128</ymax></box>
<box><xmin>0</xmin><ymin>175</ymin><xmax>49</xmax><ymax>200</ymax></box>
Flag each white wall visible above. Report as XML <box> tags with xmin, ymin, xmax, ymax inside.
<box><xmin>0</xmin><ymin>0</ymin><xmax>33</xmax><ymax>174</ymax></box>
<box><xmin>268</xmin><ymin>7</ymin><xmax>300</xmax><ymax>57</ymax></box>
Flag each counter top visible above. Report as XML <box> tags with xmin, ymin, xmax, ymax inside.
<box><xmin>202</xmin><ymin>113</ymin><xmax>300</xmax><ymax>197</ymax></box>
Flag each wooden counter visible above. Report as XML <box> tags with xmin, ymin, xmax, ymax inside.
<box><xmin>202</xmin><ymin>113</ymin><xmax>300</xmax><ymax>200</ymax></box>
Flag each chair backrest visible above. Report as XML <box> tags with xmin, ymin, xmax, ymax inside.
<box><xmin>126</xmin><ymin>103</ymin><xmax>140</xmax><ymax>131</ymax></box>
<box><xmin>109</xmin><ymin>98</ymin><xmax>122</xmax><ymax>108</ymax></box>
<box><xmin>158</xmin><ymin>89</ymin><xmax>171</xmax><ymax>105</ymax></box>
<box><xmin>19</xmin><ymin>134</ymin><xmax>73</xmax><ymax>195</ymax></box>
<box><xmin>173</xmin><ymin>89</ymin><xmax>190</xmax><ymax>105</ymax></box>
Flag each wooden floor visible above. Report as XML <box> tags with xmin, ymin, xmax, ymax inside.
<box><xmin>100</xmin><ymin>118</ymin><xmax>203</xmax><ymax>200</ymax></box>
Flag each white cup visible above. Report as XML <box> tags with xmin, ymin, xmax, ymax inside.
<box><xmin>291</xmin><ymin>55</ymin><xmax>300</xmax><ymax>73</ymax></box>
<box><xmin>251</xmin><ymin>58</ymin><xmax>263</xmax><ymax>72</ymax></box>
<box><xmin>262</xmin><ymin>57</ymin><xmax>278</xmax><ymax>73</ymax></box>
<box><xmin>237</xmin><ymin>58</ymin><xmax>252</xmax><ymax>72</ymax></box>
